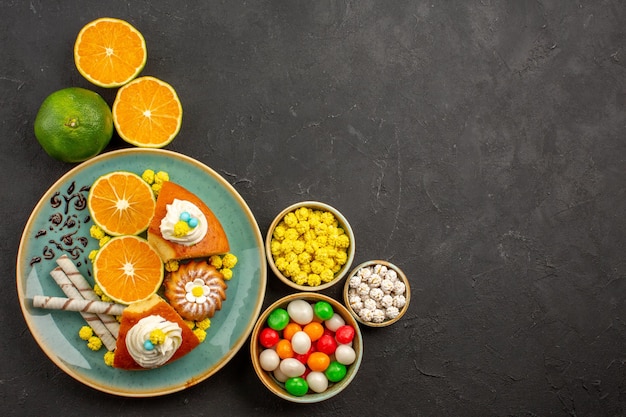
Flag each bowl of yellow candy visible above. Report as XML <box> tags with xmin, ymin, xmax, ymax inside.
<box><xmin>265</xmin><ymin>201</ymin><xmax>355</xmax><ymax>291</ymax></box>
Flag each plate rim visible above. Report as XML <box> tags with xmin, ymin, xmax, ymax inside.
<box><xmin>16</xmin><ymin>148</ymin><xmax>267</xmax><ymax>397</ymax></box>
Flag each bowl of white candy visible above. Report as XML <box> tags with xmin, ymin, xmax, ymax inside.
<box><xmin>343</xmin><ymin>260</ymin><xmax>410</xmax><ymax>327</ymax></box>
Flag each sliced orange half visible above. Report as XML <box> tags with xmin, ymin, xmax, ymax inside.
<box><xmin>74</xmin><ymin>17</ymin><xmax>147</xmax><ymax>88</ymax></box>
<box><xmin>88</xmin><ymin>171</ymin><xmax>156</xmax><ymax>236</ymax></box>
<box><xmin>93</xmin><ymin>235</ymin><xmax>164</xmax><ymax>304</ymax></box>
<box><xmin>112</xmin><ymin>76</ymin><xmax>183</xmax><ymax>148</ymax></box>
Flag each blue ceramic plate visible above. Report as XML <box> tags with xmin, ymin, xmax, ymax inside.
<box><xmin>16</xmin><ymin>149</ymin><xmax>267</xmax><ymax>397</ymax></box>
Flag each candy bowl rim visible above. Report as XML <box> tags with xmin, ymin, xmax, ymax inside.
<box><xmin>343</xmin><ymin>260</ymin><xmax>411</xmax><ymax>328</ymax></box>
<box><xmin>250</xmin><ymin>292</ymin><xmax>363</xmax><ymax>403</ymax></box>
<box><xmin>265</xmin><ymin>200</ymin><xmax>356</xmax><ymax>292</ymax></box>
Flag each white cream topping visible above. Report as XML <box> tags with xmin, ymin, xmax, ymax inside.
<box><xmin>159</xmin><ymin>199</ymin><xmax>208</xmax><ymax>245</ymax></box>
<box><xmin>125</xmin><ymin>315</ymin><xmax>183</xmax><ymax>369</ymax></box>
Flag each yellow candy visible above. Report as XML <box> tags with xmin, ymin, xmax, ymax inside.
<box><xmin>89</xmin><ymin>224</ymin><xmax>105</xmax><ymax>240</ymax></box>
<box><xmin>196</xmin><ymin>318</ymin><xmax>211</xmax><ymax>330</ymax></box>
<box><xmin>273</xmin><ymin>224</ymin><xmax>286</xmax><ymax>240</ymax></box>
<box><xmin>78</xmin><ymin>326</ymin><xmax>93</xmax><ymax>341</ymax></box>
<box><xmin>307</xmin><ymin>273</ymin><xmax>321</xmax><ymax>287</ymax></box>
<box><xmin>104</xmin><ymin>351</ymin><xmax>115</xmax><ymax>367</ymax></box>
<box><xmin>221</xmin><ymin>268</ymin><xmax>233</xmax><ymax>280</ymax></box>
<box><xmin>284</xmin><ymin>212</ymin><xmax>298</xmax><ymax>227</ymax></box>
<box><xmin>141</xmin><ymin>169</ymin><xmax>155</xmax><ymax>184</ymax></box>
<box><xmin>87</xmin><ymin>336</ymin><xmax>102</xmax><ymax>351</ymax></box>
<box><xmin>173</xmin><ymin>220</ymin><xmax>191</xmax><ymax>237</ymax></box>
<box><xmin>155</xmin><ymin>170</ymin><xmax>169</xmax><ymax>183</ymax></box>
<box><xmin>222</xmin><ymin>253</ymin><xmax>238</xmax><ymax>268</ymax></box>
<box><xmin>194</xmin><ymin>328</ymin><xmax>207</xmax><ymax>343</ymax></box>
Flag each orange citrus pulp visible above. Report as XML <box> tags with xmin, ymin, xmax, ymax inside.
<box><xmin>88</xmin><ymin>171</ymin><xmax>156</xmax><ymax>236</ymax></box>
<box><xmin>112</xmin><ymin>76</ymin><xmax>183</xmax><ymax>148</ymax></box>
<box><xmin>93</xmin><ymin>235</ymin><xmax>164</xmax><ymax>304</ymax></box>
<box><xmin>74</xmin><ymin>17</ymin><xmax>147</xmax><ymax>88</ymax></box>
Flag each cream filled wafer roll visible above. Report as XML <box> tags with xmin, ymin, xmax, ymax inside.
<box><xmin>49</xmin><ymin>267</ymin><xmax>117</xmax><ymax>351</ymax></box>
<box><xmin>56</xmin><ymin>255</ymin><xmax>100</xmax><ymax>300</ymax></box>
<box><xmin>55</xmin><ymin>255</ymin><xmax>121</xmax><ymax>338</ymax></box>
<box><xmin>33</xmin><ymin>295</ymin><xmax>126</xmax><ymax>316</ymax></box>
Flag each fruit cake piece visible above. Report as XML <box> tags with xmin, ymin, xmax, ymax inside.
<box><xmin>114</xmin><ymin>294</ymin><xmax>200</xmax><ymax>370</ymax></box>
<box><xmin>147</xmin><ymin>181</ymin><xmax>229</xmax><ymax>263</ymax></box>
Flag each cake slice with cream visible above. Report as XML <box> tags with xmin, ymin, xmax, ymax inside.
<box><xmin>113</xmin><ymin>294</ymin><xmax>200</xmax><ymax>370</ymax></box>
<box><xmin>147</xmin><ymin>181</ymin><xmax>230</xmax><ymax>263</ymax></box>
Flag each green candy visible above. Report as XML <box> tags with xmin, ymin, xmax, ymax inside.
<box><xmin>325</xmin><ymin>361</ymin><xmax>347</xmax><ymax>382</ymax></box>
<box><xmin>313</xmin><ymin>301</ymin><xmax>334</xmax><ymax>321</ymax></box>
<box><xmin>285</xmin><ymin>377</ymin><xmax>309</xmax><ymax>396</ymax></box>
<box><xmin>267</xmin><ymin>308</ymin><xmax>290</xmax><ymax>331</ymax></box>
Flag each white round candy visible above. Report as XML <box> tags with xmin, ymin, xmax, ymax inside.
<box><xmin>393</xmin><ymin>281</ymin><xmax>406</xmax><ymax>295</ymax></box>
<box><xmin>325</xmin><ymin>313</ymin><xmax>345</xmax><ymax>332</ymax></box>
<box><xmin>369</xmin><ymin>287</ymin><xmax>384</xmax><ymax>301</ymax></box>
<box><xmin>358</xmin><ymin>308</ymin><xmax>373</xmax><ymax>322</ymax></box>
<box><xmin>358</xmin><ymin>267</ymin><xmax>372</xmax><ymax>279</ymax></box>
<box><xmin>371</xmin><ymin>309</ymin><xmax>386</xmax><ymax>323</ymax></box>
<box><xmin>381</xmin><ymin>294</ymin><xmax>394</xmax><ymax>308</ymax></box>
<box><xmin>384</xmin><ymin>269</ymin><xmax>398</xmax><ymax>281</ymax></box>
<box><xmin>335</xmin><ymin>344</ymin><xmax>356</xmax><ymax>365</ymax></box>
<box><xmin>368</xmin><ymin>273</ymin><xmax>382</xmax><ymax>287</ymax></box>
<box><xmin>279</xmin><ymin>357</ymin><xmax>306</xmax><ymax>378</ymax></box>
<box><xmin>348</xmin><ymin>293</ymin><xmax>361</xmax><ymax>305</ymax></box>
<box><xmin>357</xmin><ymin>282</ymin><xmax>370</xmax><ymax>297</ymax></box>
<box><xmin>385</xmin><ymin>306</ymin><xmax>400</xmax><ymax>320</ymax></box>
<box><xmin>287</xmin><ymin>299</ymin><xmax>314</xmax><ymax>325</ymax></box>
<box><xmin>374</xmin><ymin>264</ymin><xmax>387</xmax><ymax>275</ymax></box>
<box><xmin>273</xmin><ymin>366</ymin><xmax>289</xmax><ymax>382</ymax></box>
<box><xmin>363</xmin><ymin>298</ymin><xmax>378</xmax><ymax>311</ymax></box>
<box><xmin>348</xmin><ymin>275</ymin><xmax>361</xmax><ymax>288</ymax></box>
<box><xmin>380</xmin><ymin>279</ymin><xmax>394</xmax><ymax>293</ymax></box>
<box><xmin>350</xmin><ymin>300</ymin><xmax>364</xmax><ymax>311</ymax></box>
<box><xmin>291</xmin><ymin>331</ymin><xmax>311</xmax><ymax>355</ymax></box>
<box><xmin>259</xmin><ymin>349</ymin><xmax>280</xmax><ymax>371</ymax></box>
<box><xmin>306</xmin><ymin>371</ymin><xmax>329</xmax><ymax>393</ymax></box>
<box><xmin>393</xmin><ymin>294</ymin><xmax>406</xmax><ymax>309</ymax></box>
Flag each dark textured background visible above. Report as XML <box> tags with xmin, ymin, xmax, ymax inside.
<box><xmin>2</xmin><ymin>1</ymin><xmax>625</xmax><ymax>416</ymax></box>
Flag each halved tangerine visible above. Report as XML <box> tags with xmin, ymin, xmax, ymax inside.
<box><xmin>112</xmin><ymin>76</ymin><xmax>183</xmax><ymax>148</ymax></box>
<box><xmin>74</xmin><ymin>17</ymin><xmax>147</xmax><ymax>88</ymax></box>
<box><xmin>93</xmin><ymin>235</ymin><xmax>164</xmax><ymax>305</ymax></box>
<box><xmin>88</xmin><ymin>171</ymin><xmax>156</xmax><ymax>236</ymax></box>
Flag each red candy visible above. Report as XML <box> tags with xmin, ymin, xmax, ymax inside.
<box><xmin>335</xmin><ymin>325</ymin><xmax>355</xmax><ymax>344</ymax></box>
<box><xmin>315</xmin><ymin>334</ymin><xmax>337</xmax><ymax>355</ymax></box>
<box><xmin>259</xmin><ymin>327</ymin><xmax>280</xmax><ymax>348</ymax></box>
<box><xmin>294</xmin><ymin>345</ymin><xmax>315</xmax><ymax>364</ymax></box>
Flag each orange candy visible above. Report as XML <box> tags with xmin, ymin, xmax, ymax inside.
<box><xmin>307</xmin><ymin>351</ymin><xmax>330</xmax><ymax>372</ymax></box>
<box><xmin>282</xmin><ymin>322</ymin><xmax>302</xmax><ymax>341</ymax></box>
<box><xmin>275</xmin><ymin>339</ymin><xmax>294</xmax><ymax>359</ymax></box>
<box><xmin>303</xmin><ymin>322</ymin><xmax>324</xmax><ymax>342</ymax></box>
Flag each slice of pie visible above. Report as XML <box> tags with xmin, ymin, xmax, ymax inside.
<box><xmin>147</xmin><ymin>181</ymin><xmax>230</xmax><ymax>263</ymax></box>
<box><xmin>113</xmin><ymin>294</ymin><xmax>200</xmax><ymax>370</ymax></box>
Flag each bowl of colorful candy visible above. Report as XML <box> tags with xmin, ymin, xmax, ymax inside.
<box><xmin>343</xmin><ymin>260</ymin><xmax>411</xmax><ymax>327</ymax></box>
<box><xmin>265</xmin><ymin>201</ymin><xmax>355</xmax><ymax>291</ymax></box>
<box><xmin>250</xmin><ymin>292</ymin><xmax>363</xmax><ymax>402</ymax></box>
